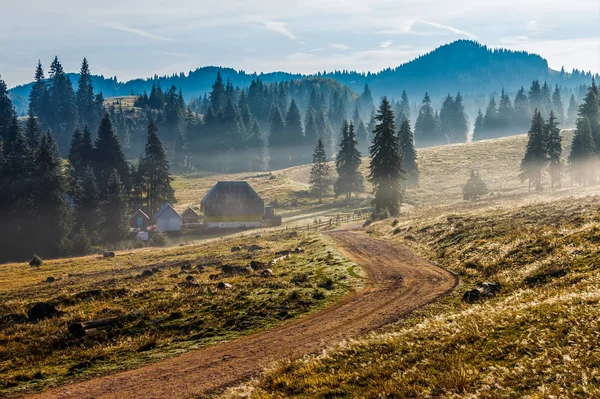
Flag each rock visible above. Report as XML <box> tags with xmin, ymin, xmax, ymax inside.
<box><xmin>73</xmin><ymin>289</ymin><xmax>103</xmax><ymax>301</ymax></box>
<box><xmin>0</xmin><ymin>313</ymin><xmax>28</xmax><ymax>325</ymax></box>
<box><xmin>231</xmin><ymin>246</ymin><xmax>241</xmax><ymax>252</ymax></box>
<box><xmin>140</xmin><ymin>270</ymin><xmax>153</xmax><ymax>278</ymax></box>
<box><xmin>45</xmin><ymin>276</ymin><xmax>56</xmax><ymax>283</ymax></box>
<box><xmin>249</xmin><ymin>260</ymin><xmax>267</xmax><ymax>270</ymax></box>
<box><xmin>247</xmin><ymin>244</ymin><xmax>263</xmax><ymax>252</ymax></box>
<box><xmin>462</xmin><ymin>281</ymin><xmax>501</xmax><ymax>303</ymax></box>
<box><xmin>169</xmin><ymin>273</ymin><xmax>179</xmax><ymax>278</ymax></box>
<box><xmin>180</xmin><ymin>263</ymin><xmax>192</xmax><ymax>271</ymax></box>
<box><xmin>260</xmin><ymin>269</ymin><xmax>274</xmax><ymax>277</ymax></box>
<box><xmin>27</xmin><ymin>302</ymin><xmax>63</xmax><ymax>322</ymax></box>
<box><xmin>275</xmin><ymin>249</ymin><xmax>291</xmax><ymax>256</ymax></box>
<box><xmin>151</xmin><ymin>267</ymin><xmax>161</xmax><ymax>273</ymax></box>
<box><xmin>294</xmin><ymin>247</ymin><xmax>305</xmax><ymax>253</ymax></box>
<box><xmin>196</xmin><ymin>265</ymin><xmax>206</xmax><ymax>272</ymax></box>
<box><xmin>222</xmin><ymin>264</ymin><xmax>252</xmax><ymax>275</ymax></box>
<box><xmin>209</xmin><ymin>273</ymin><xmax>221</xmax><ymax>280</ymax></box>
<box><xmin>462</xmin><ymin>289</ymin><xmax>481</xmax><ymax>303</ymax></box>
<box><xmin>217</xmin><ymin>282</ymin><xmax>232</xmax><ymax>290</ymax></box>
<box><xmin>103</xmin><ymin>251</ymin><xmax>115</xmax><ymax>258</ymax></box>
<box><xmin>185</xmin><ymin>275</ymin><xmax>196</xmax><ymax>282</ymax></box>
<box><xmin>29</xmin><ymin>255</ymin><xmax>43</xmax><ymax>267</ymax></box>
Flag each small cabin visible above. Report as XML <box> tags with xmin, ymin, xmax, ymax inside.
<box><xmin>130</xmin><ymin>209</ymin><xmax>151</xmax><ymax>229</ymax></box>
<box><xmin>155</xmin><ymin>203</ymin><xmax>182</xmax><ymax>232</ymax></box>
<box><xmin>201</xmin><ymin>181</ymin><xmax>264</xmax><ymax>228</ymax></box>
<box><xmin>182</xmin><ymin>207</ymin><xmax>200</xmax><ymax>225</ymax></box>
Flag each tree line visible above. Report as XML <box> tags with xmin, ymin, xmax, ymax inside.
<box><xmin>0</xmin><ymin>74</ymin><xmax>175</xmax><ymax>262</ymax></box>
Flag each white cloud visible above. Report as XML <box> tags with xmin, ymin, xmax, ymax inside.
<box><xmin>417</xmin><ymin>20</ymin><xmax>478</xmax><ymax>40</ymax></box>
<box><xmin>379</xmin><ymin>40</ymin><xmax>392</xmax><ymax>49</ymax></box>
<box><xmin>260</xmin><ymin>20</ymin><xmax>297</xmax><ymax>40</ymax></box>
<box><xmin>330</xmin><ymin>43</ymin><xmax>351</xmax><ymax>50</ymax></box>
<box><xmin>108</xmin><ymin>23</ymin><xmax>170</xmax><ymax>41</ymax></box>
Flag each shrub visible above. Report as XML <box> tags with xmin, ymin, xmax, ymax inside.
<box><xmin>29</xmin><ymin>255</ymin><xmax>43</xmax><ymax>267</ymax></box>
<box><xmin>463</xmin><ymin>170</ymin><xmax>489</xmax><ymax>200</ymax></box>
<box><xmin>150</xmin><ymin>231</ymin><xmax>168</xmax><ymax>247</ymax></box>
<box><xmin>318</xmin><ymin>277</ymin><xmax>335</xmax><ymax>290</ymax></box>
<box><xmin>391</xmin><ymin>219</ymin><xmax>399</xmax><ymax>227</ymax></box>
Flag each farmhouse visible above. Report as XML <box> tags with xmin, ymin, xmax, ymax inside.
<box><xmin>201</xmin><ymin>181</ymin><xmax>264</xmax><ymax>228</ymax></box>
<box><xmin>130</xmin><ymin>209</ymin><xmax>150</xmax><ymax>229</ymax></box>
<box><xmin>182</xmin><ymin>207</ymin><xmax>200</xmax><ymax>225</ymax></box>
<box><xmin>155</xmin><ymin>203</ymin><xmax>182</xmax><ymax>232</ymax></box>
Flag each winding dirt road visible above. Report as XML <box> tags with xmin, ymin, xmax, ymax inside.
<box><xmin>27</xmin><ymin>230</ymin><xmax>456</xmax><ymax>399</ymax></box>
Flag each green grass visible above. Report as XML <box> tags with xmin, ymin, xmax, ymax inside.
<box><xmin>0</xmin><ymin>231</ymin><xmax>362</xmax><ymax>397</ymax></box>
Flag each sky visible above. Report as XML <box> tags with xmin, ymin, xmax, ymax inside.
<box><xmin>1</xmin><ymin>0</ymin><xmax>599</xmax><ymax>88</ymax></box>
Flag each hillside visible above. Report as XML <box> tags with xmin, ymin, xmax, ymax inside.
<box><xmin>8</xmin><ymin>40</ymin><xmax>598</xmax><ymax>115</ymax></box>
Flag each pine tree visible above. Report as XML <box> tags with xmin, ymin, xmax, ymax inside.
<box><xmin>398</xmin><ymin>119</ymin><xmax>419</xmax><ymax>187</ymax></box>
<box><xmin>285</xmin><ymin>99</ymin><xmax>304</xmax><ymax>166</ymax></box>
<box><xmin>452</xmin><ymin>92</ymin><xmax>468</xmax><ymax>143</ymax></box>
<box><xmin>569</xmin><ymin>116</ymin><xmax>596</xmax><ymax>186</ymax></box>
<box><xmin>463</xmin><ymin>170</ymin><xmax>488</xmax><ymax>200</ymax></box>
<box><xmin>483</xmin><ymin>96</ymin><xmax>498</xmax><ymax>137</ymax></box>
<box><xmin>247</xmin><ymin>119</ymin><xmax>265</xmax><ymax>171</ymax></box>
<box><xmin>541</xmin><ymin>82</ymin><xmax>553</xmax><ymax>117</ymax></box>
<box><xmin>497</xmin><ymin>89</ymin><xmax>513</xmax><ymax>133</ymax></box>
<box><xmin>520</xmin><ymin>110</ymin><xmax>547</xmax><ymax>191</ymax></box>
<box><xmin>369</xmin><ymin>97</ymin><xmax>405</xmax><ymax>216</ymax></box>
<box><xmin>316</xmin><ymin>110</ymin><xmax>335</xmax><ymax>159</ymax></box>
<box><xmin>473</xmin><ymin>109</ymin><xmax>485</xmax><ymax>141</ymax></box>
<box><xmin>100</xmin><ymin>170</ymin><xmax>129</xmax><ymax>243</ymax></box>
<box><xmin>47</xmin><ymin>56</ymin><xmax>78</xmax><ymax>151</ymax></box>
<box><xmin>220</xmin><ymin>98</ymin><xmax>245</xmax><ymax>171</ymax></box>
<box><xmin>398</xmin><ymin>90</ymin><xmax>411</xmax><ymax>124</ymax></box>
<box><xmin>309</xmin><ymin>137</ymin><xmax>331</xmax><ymax>204</ymax></box>
<box><xmin>567</xmin><ymin>94</ymin><xmax>578</xmax><ymax>128</ymax></box>
<box><xmin>31</xmin><ymin>133</ymin><xmax>72</xmax><ymax>256</ymax></box>
<box><xmin>268</xmin><ymin>104</ymin><xmax>286</xmax><ymax>170</ymax></box>
<box><xmin>0</xmin><ymin>76</ymin><xmax>17</xmax><ymax>143</ymax></box>
<box><xmin>414</xmin><ymin>93</ymin><xmax>438</xmax><ymax>147</ymax></box>
<box><xmin>25</xmin><ymin>108</ymin><xmax>42</xmax><ymax>150</ymax></box>
<box><xmin>545</xmin><ymin>111</ymin><xmax>562</xmax><ymax>188</ymax></box>
<box><xmin>513</xmin><ymin>87</ymin><xmax>531</xmax><ymax>132</ymax></box>
<box><xmin>552</xmin><ymin>85</ymin><xmax>564</xmax><ymax>124</ymax></box>
<box><xmin>334</xmin><ymin>121</ymin><xmax>363</xmax><ymax>199</ymax></box>
<box><xmin>28</xmin><ymin>61</ymin><xmax>47</xmax><ymax>120</ymax></box>
<box><xmin>528</xmin><ymin>80</ymin><xmax>543</xmax><ymax>115</ymax></box>
<box><xmin>76</xmin><ymin>58</ymin><xmax>99</xmax><ymax>131</ymax></box>
<box><xmin>138</xmin><ymin>120</ymin><xmax>175</xmax><ymax>217</ymax></box>
<box><xmin>439</xmin><ymin>94</ymin><xmax>454</xmax><ymax>143</ymax></box>
<box><xmin>74</xmin><ymin>166</ymin><xmax>102</xmax><ymax>242</ymax></box>
<box><xmin>578</xmin><ymin>79</ymin><xmax>600</xmax><ymax>154</ymax></box>
<box><xmin>92</xmin><ymin>113</ymin><xmax>130</xmax><ymax>193</ymax></box>
<box><xmin>358</xmin><ymin>84</ymin><xmax>374</xmax><ymax>121</ymax></box>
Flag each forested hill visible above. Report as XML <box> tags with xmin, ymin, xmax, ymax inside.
<box><xmin>8</xmin><ymin>40</ymin><xmax>598</xmax><ymax>115</ymax></box>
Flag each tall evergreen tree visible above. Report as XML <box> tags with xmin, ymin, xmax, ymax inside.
<box><xmin>483</xmin><ymin>96</ymin><xmax>498</xmax><ymax>136</ymax></box>
<box><xmin>76</xmin><ymin>58</ymin><xmax>99</xmax><ymax>132</ymax></box>
<box><xmin>138</xmin><ymin>120</ymin><xmax>175</xmax><ymax>216</ymax></box>
<box><xmin>398</xmin><ymin>90</ymin><xmax>411</xmax><ymax>125</ymax></box>
<box><xmin>309</xmin><ymin>137</ymin><xmax>331</xmax><ymax>204</ymax></box>
<box><xmin>567</xmin><ymin>94</ymin><xmax>578</xmax><ymax>128</ymax></box>
<box><xmin>74</xmin><ymin>166</ymin><xmax>102</xmax><ymax>243</ymax></box>
<box><xmin>473</xmin><ymin>109</ymin><xmax>485</xmax><ymax>141</ymax></box>
<box><xmin>528</xmin><ymin>80</ymin><xmax>543</xmax><ymax>115</ymax></box>
<box><xmin>285</xmin><ymin>99</ymin><xmax>304</xmax><ymax>165</ymax></box>
<box><xmin>0</xmin><ymin>76</ymin><xmax>16</xmax><ymax>143</ymax></box>
<box><xmin>552</xmin><ymin>85</ymin><xmax>565</xmax><ymax>124</ymax></box>
<box><xmin>28</xmin><ymin>61</ymin><xmax>47</xmax><ymax>120</ymax></box>
<box><xmin>398</xmin><ymin>119</ymin><xmax>419</xmax><ymax>187</ymax></box>
<box><xmin>209</xmin><ymin>71</ymin><xmax>226</xmax><ymax>112</ymax></box>
<box><xmin>497</xmin><ymin>89</ymin><xmax>513</xmax><ymax>132</ymax></box>
<box><xmin>25</xmin><ymin>109</ymin><xmax>42</xmax><ymax>150</ymax></box>
<box><xmin>369</xmin><ymin>97</ymin><xmax>405</xmax><ymax>216</ymax></box>
<box><xmin>439</xmin><ymin>94</ymin><xmax>454</xmax><ymax>143</ymax></box>
<box><xmin>520</xmin><ymin>110</ymin><xmax>547</xmax><ymax>191</ymax></box>
<box><xmin>568</xmin><ymin>116</ymin><xmax>596</xmax><ymax>186</ymax></box>
<box><xmin>247</xmin><ymin>119</ymin><xmax>265</xmax><ymax>171</ymax></box>
<box><xmin>100</xmin><ymin>170</ymin><xmax>129</xmax><ymax>243</ymax></box>
<box><xmin>513</xmin><ymin>87</ymin><xmax>531</xmax><ymax>131</ymax></box>
<box><xmin>92</xmin><ymin>113</ymin><xmax>130</xmax><ymax>193</ymax></box>
<box><xmin>578</xmin><ymin>79</ymin><xmax>600</xmax><ymax>154</ymax></box>
<box><xmin>414</xmin><ymin>93</ymin><xmax>438</xmax><ymax>147</ymax></box>
<box><xmin>545</xmin><ymin>111</ymin><xmax>562</xmax><ymax>188</ymax></box>
<box><xmin>268</xmin><ymin>104</ymin><xmax>287</xmax><ymax>170</ymax></box>
<box><xmin>541</xmin><ymin>82</ymin><xmax>553</xmax><ymax>117</ymax></box>
<box><xmin>451</xmin><ymin>92</ymin><xmax>468</xmax><ymax>143</ymax></box>
<box><xmin>47</xmin><ymin>56</ymin><xmax>78</xmax><ymax>151</ymax></box>
<box><xmin>334</xmin><ymin>121</ymin><xmax>363</xmax><ymax>199</ymax></box>
<box><xmin>316</xmin><ymin>110</ymin><xmax>335</xmax><ymax>159</ymax></box>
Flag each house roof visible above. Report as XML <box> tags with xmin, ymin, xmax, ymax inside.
<box><xmin>182</xmin><ymin>207</ymin><xmax>200</xmax><ymax>218</ymax></box>
<box><xmin>155</xmin><ymin>203</ymin><xmax>181</xmax><ymax>219</ymax></box>
<box><xmin>131</xmin><ymin>209</ymin><xmax>150</xmax><ymax>220</ymax></box>
<box><xmin>201</xmin><ymin>181</ymin><xmax>264</xmax><ymax>217</ymax></box>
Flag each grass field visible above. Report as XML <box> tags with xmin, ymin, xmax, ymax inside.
<box><xmin>0</xmin><ymin>230</ymin><xmax>362</xmax><ymax>397</ymax></box>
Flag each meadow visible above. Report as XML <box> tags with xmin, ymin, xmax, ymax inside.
<box><xmin>0</xmin><ymin>230</ymin><xmax>362</xmax><ymax>397</ymax></box>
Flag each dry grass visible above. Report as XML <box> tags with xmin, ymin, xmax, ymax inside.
<box><xmin>0</xmin><ymin>231</ymin><xmax>362</xmax><ymax>397</ymax></box>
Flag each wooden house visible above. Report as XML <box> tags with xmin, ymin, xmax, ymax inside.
<box><xmin>201</xmin><ymin>181</ymin><xmax>264</xmax><ymax>228</ymax></box>
<box><xmin>130</xmin><ymin>209</ymin><xmax>151</xmax><ymax>229</ymax></box>
<box><xmin>155</xmin><ymin>203</ymin><xmax>182</xmax><ymax>232</ymax></box>
<box><xmin>182</xmin><ymin>207</ymin><xmax>200</xmax><ymax>225</ymax></box>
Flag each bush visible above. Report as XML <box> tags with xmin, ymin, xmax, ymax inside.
<box><xmin>29</xmin><ymin>255</ymin><xmax>43</xmax><ymax>267</ymax></box>
<box><xmin>150</xmin><ymin>231</ymin><xmax>168</xmax><ymax>247</ymax></box>
<box><xmin>463</xmin><ymin>170</ymin><xmax>489</xmax><ymax>201</ymax></box>
<box><xmin>318</xmin><ymin>277</ymin><xmax>335</xmax><ymax>290</ymax></box>
<box><xmin>391</xmin><ymin>219</ymin><xmax>399</xmax><ymax>227</ymax></box>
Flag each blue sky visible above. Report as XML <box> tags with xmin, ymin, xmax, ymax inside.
<box><xmin>1</xmin><ymin>0</ymin><xmax>599</xmax><ymax>87</ymax></box>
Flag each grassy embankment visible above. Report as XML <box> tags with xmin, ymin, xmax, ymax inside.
<box><xmin>227</xmin><ymin>131</ymin><xmax>600</xmax><ymax>398</ymax></box>
<box><xmin>0</xmin><ymin>230</ymin><xmax>363</xmax><ymax>397</ymax></box>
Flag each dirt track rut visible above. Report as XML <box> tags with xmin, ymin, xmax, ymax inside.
<box><xmin>27</xmin><ymin>230</ymin><xmax>456</xmax><ymax>399</ymax></box>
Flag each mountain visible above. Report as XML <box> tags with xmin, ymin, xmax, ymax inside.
<box><xmin>8</xmin><ymin>40</ymin><xmax>598</xmax><ymax>115</ymax></box>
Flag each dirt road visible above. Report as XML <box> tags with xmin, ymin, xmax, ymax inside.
<box><xmin>27</xmin><ymin>230</ymin><xmax>456</xmax><ymax>399</ymax></box>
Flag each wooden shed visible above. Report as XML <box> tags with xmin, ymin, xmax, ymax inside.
<box><xmin>155</xmin><ymin>203</ymin><xmax>182</xmax><ymax>232</ymax></box>
<box><xmin>201</xmin><ymin>181</ymin><xmax>264</xmax><ymax>228</ymax></box>
<box><xmin>130</xmin><ymin>209</ymin><xmax>151</xmax><ymax>229</ymax></box>
<box><xmin>182</xmin><ymin>207</ymin><xmax>200</xmax><ymax>225</ymax></box>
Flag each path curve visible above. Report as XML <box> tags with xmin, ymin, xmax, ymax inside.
<box><xmin>27</xmin><ymin>230</ymin><xmax>457</xmax><ymax>399</ymax></box>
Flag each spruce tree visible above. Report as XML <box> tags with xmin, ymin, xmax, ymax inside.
<box><xmin>47</xmin><ymin>56</ymin><xmax>78</xmax><ymax>151</ymax></box>
<box><xmin>247</xmin><ymin>119</ymin><xmax>265</xmax><ymax>171</ymax></box>
<box><xmin>545</xmin><ymin>111</ymin><xmax>562</xmax><ymax>188</ymax></box>
<box><xmin>567</xmin><ymin>94</ymin><xmax>578</xmax><ymax>127</ymax></box>
<box><xmin>32</xmin><ymin>133</ymin><xmax>72</xmax><ymax>256</ymax></box>
<box><xmin>25</xmin><ymin>109</ymin><xmax>42</xmax><ymax>150</ymax></box>
<box><xmin>568</xmin><ymin>116</ymin><xmax>596</xmax><ymax>186</ymax></box>
<box><xmin>0</xmin><ymin>76</ymin><xmax>16</xmax><ymax>143</ymax></box>
<box><xmin>28</xmin><ymin>61</ymin><xmax>47</xmax><ymax>120</ymax></box>
<box><xmin>473</xmin><ymin>109</ymin><xmax>485</xmax><ymax>141</ymax></box>
<box><xmin>463</xmin><ymin>170</ymin><xmax>488</xmax><ymax>200</ymax></box>
<box><xmin>316</xmin><ymin>110</ymin><xmax>335</xmax><ymax>159</ymax></box>
<box><xmin>578</xmin><ymin>79</ymin><xmax>600</xmax><ymax>153</ymax></box>
<box><xmin>497</xmin><ymin>89</ymin><xmax>513</xmax><ymax>133</ymax></box>
<box><xmin>268</xmin><ymin>104</ymin><xmax>286</xmax><ymax>170</ymax></box>
<box><xmin>74</xmin><ymin>166</ymin><xmax>102</xmax><ymax>243</ymax></box>
<box><xmin>513</xmin><ymin>87</ymin><xmax>531</xmax><ymax>132</ymax></box>
<box><xmin>528</xmin><ymin>80</ymin><xmax>543</xmax><ymax>115</ymax></box>
<box><xmin>309</xmin><ymin>137</ymin><xmax>331</xmax><ymax>204</ymax></box>
<box><xmin>369</xmin><ymin>97</ymin><xmax>405</xmax><ymax>216</ymax></box>
<box><xmin>414</xmin><ymin>93</ymin><xmax>438</xmax><ymax>147</ymax></box>
<box><xmin>138</xmin><ymin>120</ymin><xmax>175</xmax><ymax>217</ymax></box>
<box><xmin>92</xmin><ymin>113</ymin><xmax>130</xmax><ymax>192</ymax></box>
<box><xmin>541</xmin><ymin>82</ymin><xmax>553</xmax><ymax>117</ymax></box>
<box><xmin>552</xmin><ymin>85</ymin><xmax>564</xmax><ymax>124</ymax></box>
<box><xmin>398</xmin><ymin>90</ymin><xmax>411</xmax><ymax>125</ymax></box>
<box><xmin>520</xmin><ymin>110</ymin><xmax>547</xmax><ymax>191</ymax></box>
<box><xmin>439</xmin><ymin>94</ymin><xmax>454</xmax><ymax>143</ymax></box>
<box><xmin>452</xmin><ymin>92</ymin><xmax>468</xmax><ymax>143</ymax></box>
<box><xmin>334</xmin><ymin>121</ymin><xmax>363</xmax><ymax>199</ymax></box>
<box><xmin>398</xmin><ymin>119</ymin><xmax>419</xmax><ymax>187</ymax></box>
<box><xmin>304</xmin><ymin>108</ymin><xmax>319</xmax><ymax>163</ymax></box>
<box><xmin>100</xmin><ymin>169</ymin><xmax>129</xmax><ymax>243</ymax></box>
<box><xmin>483</xmin><ymin>96</ymin><xmax>498</xmax><ymax>137</ymax></box>
<box><xmin>76</xmin><ymin>58</ymin><xmax>99</xmax><ymax>132</ymax></box>
<box><xmin>285</xmin><ymin>99</ymin><xmax>304</xmax><ymax>166</ymax></box>
<box><xmin>220</xmin><ymin>97</ymin><xmax>245</xmax><ymax>171</ymax></box>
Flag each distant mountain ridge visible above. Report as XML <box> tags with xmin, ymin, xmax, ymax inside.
<box><xmin>8</xmin><ymin>40</ymin><xmax>598</xmax><ymax>115</ymax></box>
